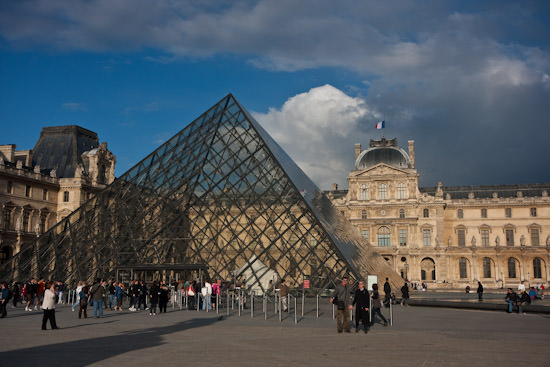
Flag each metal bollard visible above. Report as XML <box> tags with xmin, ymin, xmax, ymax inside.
<box><xmin>332</xmin><ymin>303</ymin><xmax>335</xmax><ymax>320</ymax></box>
<box><xmin>264</xmin><ymin>294</ymin><xmax>267</xmax><ymax>320</ymax></box>
<box><xmin>301</xmin><ymin>291</ymin><xmax>304</xmax><ymax>317</ymax></box>
<box><xmin>251</xmin><ymin>292</ymin><xmax>254</xmax><ymax>319</ymax></box>
<box><xmin>186</xmin><ymin>293</ymin><xmax>189</xmax><ymax>311</ymax></box>
<box><xmin>238</xmin><ymin>292</ymin><xmax>241</xmax><ymax>317</ymax></box>
<box><xmin>227</xmin><ymin>291</ymin><xmax>230</xmax><ymax>316</ymax></box>
<box><xmin>274</xmin><ymin>293</ymin><xmax>278</xmax><ymax>314</ymax></box>
<box><xmin>216</xmin><ymin>293</ymin><xmax>220</xmax><ymax>315</ymax></box>
<box><xmin>294</xmin><ymin>296</ymin><xmax>297</xmax><ymax>324</ymax></box>
<box><xmin>197</xmin><ymin>294</ymin><xmax>200</xmax><ymax>311</ymax></box>
<box><xmin>279</xmin><ymin>293</ymin><xmax>282</xmax><ymax>322</ymax></box>
<box><xmin>390</xmin><ymin>300</ymin><xmax>393</xmax><ymax>326</ymax></box>
<box><xmin>316</xmin><ymin>294</ymin><xmax>319</xmax><ymax>318</ymax></box>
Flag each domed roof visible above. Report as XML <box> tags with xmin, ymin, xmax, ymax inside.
<box><xmin>355</xmin><ymin>138</ymin><xmax>411</xmax><ymax>170</ymax></box>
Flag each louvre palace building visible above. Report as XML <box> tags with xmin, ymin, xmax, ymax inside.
<box><xmin>0</xmin><ymin>126</ymin><xmax>116</xmax><ymax>264</ymax></box>
<box><xmin>326</xmin><ymin>138</ymin><xmax>550</xmax><ymax>289</ymax></box>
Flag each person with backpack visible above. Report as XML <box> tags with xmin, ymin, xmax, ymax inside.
<box><xmin>78</xmin><ymin>286</ymin><xmax>89</xmax><ymax>319</ymax></box>
<box><xmin>90</xmin><ymin>279</ymin><xmax>106</xmax><ymax>318</ymax></box>
<box><xmin>1</xmin><ymin>282</ymin><xmax>11</xmax><ymax>318</ymax></box>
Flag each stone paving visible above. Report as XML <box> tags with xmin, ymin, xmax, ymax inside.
<box><xmin>0</xmin><ymin>297</ymin><xmax>548</xmax><ymax>367</ymax></box>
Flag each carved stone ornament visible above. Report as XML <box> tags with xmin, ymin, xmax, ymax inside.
<box><xmin>543</xmin><ymin>190</ymin><xmax>548</xmax><ymax>197</ymax></box>
<box><xmin>495</xmin><ymin>235</ymin><xmax>500</xmax><ymax>247</ymax></box>
<box><xmin>471</xmin><ymin>236</ymin><xmax>476</xmax><ymax>247</ymax></box>
<box><xmin>520</xmin><ymin>234</ymin><xmax>526</xmax><ymax>247</ymax></box>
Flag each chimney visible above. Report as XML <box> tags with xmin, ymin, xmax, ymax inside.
<box><xmin>332</xmin><ymin>183</ymin><xmax>338</xmax><ymax>191</ymax></box>
<box><xmin>408</xmin><ymin>140</ymin><xmax>415</xmax><ymax>168</ymax></box>
<box><xmin>354</xmin><ymin>143</ymin><xmax>361</xmax><ymax>160</ymax></box>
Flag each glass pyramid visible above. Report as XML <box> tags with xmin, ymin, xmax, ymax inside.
<box><xmin>1</xmin><ymin>95</ymin><xmax>397</xmax><ymax>291</ymax></box>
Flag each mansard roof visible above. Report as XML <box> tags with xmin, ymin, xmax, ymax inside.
<box><xmin>31</xmin><ymin>125</ymin><xmax>99</xmax><ymax>178</ymax></box>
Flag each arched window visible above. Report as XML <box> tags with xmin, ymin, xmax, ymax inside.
<box><xmin>359</xmin><ymin>184</ymin><xmax>368</xmax><ymax>200</ymax></box>
<box><xmin>421</xmin><ymin>258</ymin><xmax>436</xmax><ymax>281</ymax></box>
<box><xmin>399</xmin><ymin>209</ymin><xmax>405</xmax><ymax>218</ymax></box>
<box><xmin>483</xmin><ymin>257</ymin><xmax>493</xmax><ymax>278</ymax></box>
<box><xmin>507</xmin><ymin>258</ymin><xmax>517</xmax><ymax>278</ymax></box>
<box><xmin>459</xmin><ymin>258</ymin><xmax>468</xmax><ymax>279</ymax></box>
<box><xmin>533</xmin><ymin>258</ymin><xmax>542</xmax><ymax>279</ymax></box>
<box><xmin>397</xmin><ymin>182</ymin><xmax>407</xmax><ymax>199</ymax></box>
<box><xmin>378</xmin><ymin>183</ymin><xmax>387</xmax><ymax>200</ymax></box>
<box><xmin>361</xmin><ymin>210</ymin><xmax>367</xmax><ymax>219</ymax></box>
<box><xmin>378</xmin><ymin>226</ymin><xmax>390</xmax><ymax>247</ymax></box>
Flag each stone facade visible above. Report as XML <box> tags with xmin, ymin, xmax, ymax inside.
<box><xmin>327</xmin><ymin>138</ymin><xmax>550</xmax><ymax>289</ymax></box>
<box><xmin>0</xmin><ymin>126</ymin><xmax>116</xmax><ymax>263</ymax></box>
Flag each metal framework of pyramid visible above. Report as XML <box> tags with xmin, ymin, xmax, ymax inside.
<box><xmin>1</xmin><ymin>94</ymin><xmax>400</xmax><ymax>291</ymax></box>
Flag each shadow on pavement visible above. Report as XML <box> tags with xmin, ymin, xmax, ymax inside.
<box><xmin>2</xmin><ymin>316</ymin><xmax>222</xmax><ymax>366</ymax></box>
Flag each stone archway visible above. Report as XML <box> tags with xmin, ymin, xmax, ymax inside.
<box><xmin>421</xmin><ymin>257</ymin><xmax>436</xmax><ymax>281</ymax></box>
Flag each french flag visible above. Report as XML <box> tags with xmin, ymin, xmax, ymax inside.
<box><xmin>375</xmin><ymin>120</ymin><xmax>385</xmax><ymax>129</ymax></box>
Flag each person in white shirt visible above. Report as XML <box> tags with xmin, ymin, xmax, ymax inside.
<box><xmin>72</xmin><ymin>281</ymin><xmax>84</xmax><ymax>312</ymax></box>
<box><xmin>41</xmin><ymin>281</ymin><xmax>58</xmax><ymax>330</ymax></box>
<box><xmin>202</xmin><ymin>281</ymin><xmax>213</xmax><ymax>310</ymax></box>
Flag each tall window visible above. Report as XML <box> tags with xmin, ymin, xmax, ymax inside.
<box><xmin>399</xmin><ymin>209</ymin><xmax>405</xmax><ymax>218</ymax></box>
<box><xmin>506</xmin><ymin>229</ymin><xmax>514</xmax><ymax>246</ymax></box>
<box><xmin>507</xmin><ymin>258</ymin><xmax>517</xmax><ymax>278</ymax></box>
<box><xmin>397</xmin><ymin>182</ymin><xmax>407</xmax><ymax>199</ymax></box>
<box><xmin>63</xmin><ymin>191</ymin><xmax>70</xmax><ymax>202</ymax></box>
<box><xmin>6</xmin><ymin>181</ymin><xmax>12</xmax><ymax>194</ymax></box>
<box><xmin>361</xmin><ymin>210</ymin><xmax>367</xmax><ymax>219</ymax></box>
<box><xmin>25</xmin><ymin>185</ymin><xmax>31</xmax><ymax>197</ymax></box>
<box><xmin>22</xmin><ymin>211</ymin><xmax>30</xmax><ymax>232</ymax></box>
<box><xmin>423</xmin><ymin>229</ymin><xmax>431</xmax><ymax>246</ymax></box>
<box><xmin>3</xmin><ymin>209</ymin><xmax>11</xmax><ymax>230</ymax></box>
<box><xmin>378</xmin><ymin>183</ymin><xmax>387</xmax><ymax>200</ymax></box>
<box><xmin>481</xmin><ymin>208</ymin><xmax>487</xmax><ymax>218</ymax></box>
<box><xmin>361</xmin><ymin>230</ymin><xmax>369</xmax><ymax>241</ymax></box>
<box><xmin>378</xmin><ymin>226</ymin><xmax>390</xmax><ymax>247</ymax></box>
<box><xmin>457</xmin><ymin>229</ymin><xmax>466</xmax><ymax>247</ymax></box>
<box><xmin>399</xmin><ymin>229</ymin><xmax>407</xmax><ymax>246</ymax></box>
<box><xmin>481</xmin><ymin>230</ymin><xmax>489</xmax><ymax>247</ymax></box>
<box><xmin>42</xmin><ymin>189</ymin><xmax>48</xmax><ymax>201</ymax></box>
<box><xmin>459</xmin><ymin>258</ymin><xmax>468</xmax><ymax>279</ymax></box>
<box><xmin>531</xmin><ymin>228</ymin><xmax>540</xmax><ymax>246</ymax></box>
<box><xmin>40</xmin><ymin>216</ymin><xmax>46</xmax><ymax>233</ymax></box>
<box><xmin>530</xmin><ymin>207</ymin><xmax>537</xmax><ymax>217</ymax></box>
<box><xmin>483</xmin><ymin>258</ymin><xmax>492</xmax><ymax>278</ymax></box>
<box><xmin>457</xmin><ymin>209</ymin><xmax>463</xmax><ymax>219</ymax></box>
<box><xmin>359</xmin><ymin>184</ymin><xmax>368</xmax><ymax>200</ymax></box>
<box><xmin>505</xmin><ymin>208</ymin><xmax>511</xmax><ymax>218</ymax></box>
<box><xmin>533</xmin><ymin>258</ymin><xmax>542</xmax><ymax>278</ymax></box>
<box><xmin>423</xmin><ymin>208</ymin><xmax>429</xmax><ymax>218</ymax></box>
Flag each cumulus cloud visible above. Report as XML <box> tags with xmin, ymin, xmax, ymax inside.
<box><xmin>253</xmin><ymin>85</ymin><xmax>374</xmax><ymax>189</ymax></box>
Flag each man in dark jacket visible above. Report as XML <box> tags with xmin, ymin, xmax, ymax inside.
<box><xmin>477</xmin><ymin>281</ymin><xmax>484</xmax><ymax>301</ymax></box>
<box><xmin>90</xmin><ymin>279</ymin><xmax>106</xmax><ymax>318</ymax></box>
<box><xmin>331</xmin><ymin>276</ymin><xmax>352</xmax><ymax>333</ymax></box>
<box><xmin>505</xmin><ymin>288</ymin><xmax>517</xmax><ymax>313</ymax></box>
<box><xmin>400</xmin><ymin>282</ymin><xmax>409</xmax><ymax>306</ymax></box>
<box><xmin>353</xmin><ymin>281</ymin><xmax>370</xmax><ymax>333</ymax></box>
<box><xmin>383</xmin><ymin>277</ymin><xmax>391</xmax><ymax>307</ymax></box>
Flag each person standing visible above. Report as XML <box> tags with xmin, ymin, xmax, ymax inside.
<box><xmin>383</xmin><ymin>277</ymin><xmax>391</xmax><ymax>308</ymax></box>
<box><xmin>158</xmin><ymin>281</ymin><xmax>169</xmax><ymax>313</ymax></box>
<box><xmin>371</xmin><ymin>284</ymin><xmax>388</xmax><ymax>327</ymax></box>
<box><xmin>115</xmin><ymin>282</ymin><xmax>124</xmax><ymax>311</ymax></box>
<box><xmin>149</xmin><ymin>281</ymin><xmax>159</xmax><ymax>315</ymax></box>
<box><xmin>72</xmin><ymin>281</ymin><xmax>84</xmax><ymax>312</ymax></box>
<box><xmin>187</xmin><ymin>281</ymin><xmax>196</xmax><ymax>310</ymax></box>
<box><xmin>138</xmin><ymin>280</ymin><xmax>148</xmax><ymax>310</ymax></box>
<box><xmin>1</xmin><ymin>282</ymin><xmax>10</xmax><ymax>318</ymax></box>
<box><xmin>78</xmin><ymin>286</ymin><xmax>89</xmax><ymax>319</ymax></box>
<box><xmin>331</xmin><ymin>276</ymin><xmax>353</xmax><ymax>333</ymax></box>
<box><xmin>108</xmin><ymin>281</ymin><xmax>116</xmax><ymax>311</ymax></box>
<box><xmin>477</xmin><ymin>281</ymin><xmax>484</xmax><ymax>301</ymax></box>
<box><xmin>90</xmin><ymin>279</ymin><xmax>105</xmax><ymax>318</ymax></box>
<box><xmin>41</xmin><ymin>281</ymin><xmax>58</xmax><ymax>330</ymax></box>
<box><xmin>279</xmin><ymin>279</ymin><xmax>288</xmax><ymax>312</ymax></box>
<box><xmin>352</xmin><ymin>281</ymin><xmax>370</xmax><ymax>333</ymax></box>
<box><xmin>400</xmin><ymin>282</ymin><xmax>410</xmax><ymax>306</ymax></box>
<box><xmin>129</xmin><ymin>280</ymin><xmax>139</xmax><ymax>311</ymax></box>
<box><xmin>202</xmin><ymin>280</ymin><xmax>212</xmax><ymax>311</ymax></box>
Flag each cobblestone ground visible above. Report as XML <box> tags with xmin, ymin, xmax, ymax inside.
<box><xmin>0</xmin><ymin>299</ymin><xmax>548</xmax><ymax>367</ymax></box>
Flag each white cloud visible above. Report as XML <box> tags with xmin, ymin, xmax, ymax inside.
<box><xmin>253</xmin><ymin>85</ymin><xmax>372</xmax><ymax>189</ymax></box>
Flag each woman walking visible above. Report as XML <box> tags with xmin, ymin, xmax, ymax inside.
<box><xmin>115</xmin><ymin>282</ymin><xmax>124</xmax><ymax>311</ymax></box>
<box><xmin>41</xmin><ymin>281</ymin><xmax>58</xmax><ymax>330</ymax></box>
<box><xmin>370</xmin><ymin>284</ymin><xmax>388</xmax><ymax>327</ymax></box>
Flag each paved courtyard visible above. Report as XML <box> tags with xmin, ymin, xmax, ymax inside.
<box><xmin>0</xmin><ymin>298</ymin><xmax>548</xmax><ymax>367</ymax></box>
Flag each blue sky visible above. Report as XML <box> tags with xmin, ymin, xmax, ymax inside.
<box><xmin>1</xmin><ymin>0</ymin><xmax>549</xmax><ymax>189</ymax></box>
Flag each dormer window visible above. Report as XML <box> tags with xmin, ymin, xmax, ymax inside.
<box><xmin>378</xmin><ymin>183</ymin><xmax>387</xmax><ymax>200</ymax></box>
<box><xmin>359</xmin><ymin>184</ymin><xmax>368</xmax><ymax>200</ymax></box>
